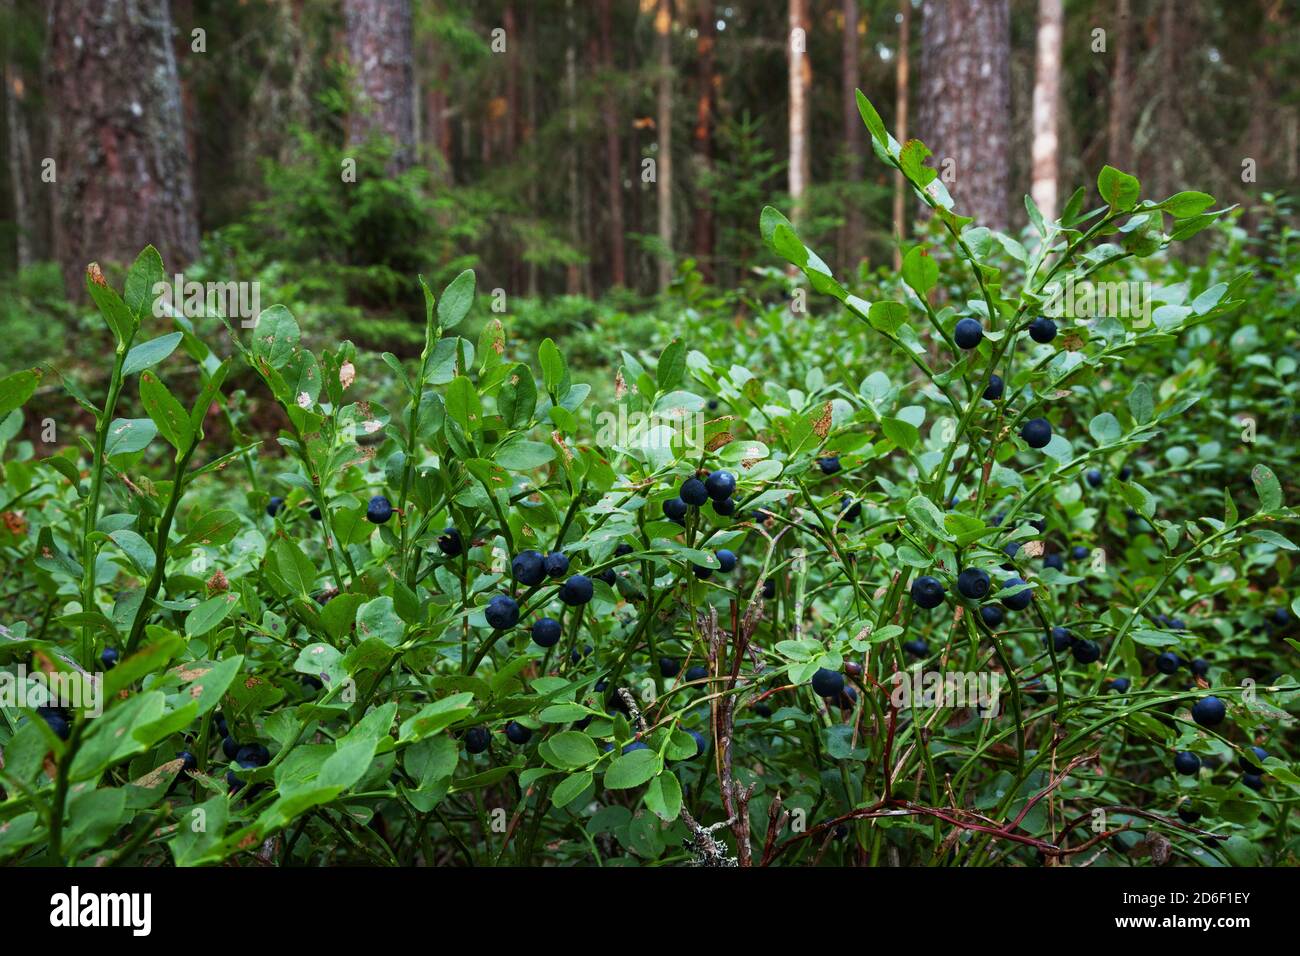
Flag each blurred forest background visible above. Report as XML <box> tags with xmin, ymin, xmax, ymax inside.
<box><xmin>0</xmin><ymin>0</ymin><xmax>1296</xmax><ymax>370</ymax></box>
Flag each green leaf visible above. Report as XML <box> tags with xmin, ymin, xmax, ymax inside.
<box><xmin>552</xmin><ymin>771</ymin><xmax>593</xmax><ymax>808</ymax></box>
<box><xmin>498</xmin><ymin>363</ymin><xmax>537</xmax><ymax>429</ymax></box>
<box><xmin>437</xmin><ymin>269</ymin><xmax>476</xmax><ymax>330</ymax></box>
<box><xmin>185</xmin><ymin>592</ymin><xmax>241</xmax><ymax>637</ymax></box>
<box><xmin>178</xmin><ymin>509</ymin><xmax>242</xmax><ymax>550</ymax></box>
<box><xmin>881</xmin><ymin>417</ymin><xmax>919</xmax><ymax>451</ymax></box>
<box><xmin>644</xmin><ymin>770</ymin><xmax>683</xmax><ymax>822</ymax></box>
<box><xmin>139</xmin><ymin>370</ymin><xmax>194</xmax><ymax>452</ymax></box>
<box><xmin>106</xmin><ymin>529</ymin><xmax>155</xmax><ymax>576</ymax></box>
<box><xmin>86</xmin><ymin>268</ymin><xmax>136</xmax><ymax>343</ymax></box>
<box><xmin>906</xmin><ymin>495</ymin><xmax>954</xmax><ymax>541</ymax></box>
<box><xmin>495</xmin><ymin>440</ymin><xmax>554</xmax><ymax>471</ymax></box>
<box><xmin>104</xmin><ymin>418</ymin><xmax>157</xmax><ymax>458</ymax></box>
<box><xmin>1088</xmin><ymin>412</ymin><xmax>1122</xmax><ymax>444</ymax></box>
<box><xmin>124</xmin><ymin>245</ymin><xmax>165</xmax><ymax>319</ymax></box>
<box><xmin>604</xmin><ymin>747</ymin><xmax>659</xmax><ymax>789</ymax></box>
<box><xmin>657</xmin><ymin>339</ymin><xmax>687</xmax><ymax>392</ymax></box>
<box><xmin>538</xmin><ymin>338</ymin><xmax>566</xmax><ymax>393</ymax></box>
<box><xmin>1251</xmin><ymin>464</ymin><xmax>1282</xmax><ymax>513</ymax></box>
<box><xmin>445</xmin><ymin>376</ymin><xmax>481</xmax><ymax>433</ymax></box>
<box><xmin>122</xmin><ymin>333</ymin><xmax>183</xmax><ymax>376</ymax></box>
<box><xmin>0</xmin><ymin>368</ymin><xmax>41</xmax><ymax>418</ymax></box>
<box><xmin>251</xmin><ymin>305</ymin><xmax>300</xmax><ymax>369</ymax></box>
<box><xmin>1128</xmin><ymin>382</ymin><xmax>1154</xmax><ymax>425</ymax></box>
<box><xmin>902</xmin><ymin>246</ymin><xmax>939</xmax><ymax>297</ymax></box>
<box><xmin>1160</xmin><ymin>191</ymin><xmax>1215</xmax><ymax>217</ymax></box>
<box><xmin>867</xmin><ymin>301</ymin><xmax>908</xmax><ymax>334</ymax></box>
<box><xmin>1097</xmin><ymin>165</ymin><xmax>1140</xmax><ymax>211</ymax></box>
<box><xmin>854</xmin><ymin>89</ymin><xmax>889</xmax><ymax>148</ymax></box>
<box><xmin>546</xmin><ymin>731</ymin><xmax>599</xmax><ymax>769</ymax></box>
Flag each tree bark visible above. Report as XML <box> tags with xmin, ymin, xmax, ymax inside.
<box><xmin>1107</xmin><ymin>0</ymin><xmax>1131</xmax><ymax>172</ymax></box>
<box><xmin>565</xmin><ymin>0</ymin><xmax>582</xmax><ymax>295</ymax></box>
<box><xmin>4</xmin><ymin>0</ymin><xmax>35</xmax><ymax>270</ymax></box>
<box><xmin>600</xmin><ymin>0</ymin><xmax>626</xmax><ymax>288</ymax></box>
<box><xmin>788</xmin><ymin>0</ymin><xmax>811</xmax><ymax>224</ymax></box>
<box><xmin>692</xmin><ymin>0</ymin><xmax>716</xmax><ymax>283</ymax></box>
<box><xmin>1153</xmin><ymin>0</ymin><xmax>1180</xmax><ymax>197</ymax></box>
<box><xmin>1030</xmin><ymin>0</ymin><xmax>1063</xmax><ymax>221</ymax></box>
<box><xmin>655</xmin><ymin>0</ymin><xmax>674</xmax><ymax>290</ymax></box>
<box><xmin>892</xmin><ymin>0</ymin><xmax>910</xmax><ymax>268</ymax></box>
<box><xmin>918</xmin><ymin>0</ymin><xmax>1011</xmax><ymax>231</ymax></box>
<box><xmin>46</xmin><ymin>0</ymin><xmax>199</xmax><ymax>294</ymax></box>
<box><xmin>343</xmin><ymin>0</ymin><xmax>415</xmax><ymax>174</ymax></box>
<box><xmin>841</xmin><ymin>0</ymin><xmax>862</xmax><ymax>273</ymax></box>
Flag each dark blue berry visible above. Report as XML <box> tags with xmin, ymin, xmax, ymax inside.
<box><xmin>1071</xmin><ymin>639</ymin><xmax>1101</xmax><ymax>664</ymax></box>
<box><xmin>1156</xmin><ymin>651</ymin><xmax>1180</xmax><ymax>675</ymax></box>
<box><xmin>1173</xmin><ymin>751</ymin><xmax>1201</xmax><ymax>776</ymax></box>
<box><xmin>1021</xmin><ymin>418</ymin><xmax>1052</xmax><ymax>449</ymax></box>
<box><xmin>663</xmin><ymin>497</ymin><xmax>688</xmax><ymax>522</ymax></box>
<box><xmin>684</xmin><ymin>664</ymin><xmax>708</xmax><ymax>683</ymax></box>
<box><xmin>1028</xmin><ymin>316</ymin><xmax>1057</xmax><ymax>343</ymax></box>
<box><xmin>713</xmin><ymin>497</ymin><xmax>736</xmax><ymax>517</ymax></box>
<box><xmin>559</xmin><ymin>574</ymin><xmax>594</xmax><ymax>606</ymax></box>
<box><xmin>983</xmin><ymin>375</ymin><xmax>1004</xmax><ymax>400</ymax></box>
<box><xmin>681</xmin><ymin>477</ymin><xmax>709</xmax><ymax>507</ymax></box>
<box><xmin>465</xmin><ymin>727</ymin><xmax>490</xmax><ymax>754</ymax></box>
<box><xmin>704</xmin><ymin>470</ymin><xmax>736</xmax><ymax>501</ymax></box>
<box><xmin>957</xmin><ymin>568</ymin><xmax>990</xmax><ymax>600</ymax></box>
<box><xmin>818</xmin><ymin>456</ymin><xmax>841</xmax><ymax>475</ymax></box>
<box><xmin>100</xmin><ymin>647</ymin><xmax>119</xmax><ymax>669</ymax></box>
<box><xmin>485</xmin><ymin>594</ymin><xmax>520</xmax><ymax>630</ymax></box>
<box><xmin>910</xmin><ymin>575</ymin><xmax>945</xmax><ymax>609</ymax></box>
<box><xmin>1045</xmin><ymin>627</ymin><xmax>1072</xmax><ymax>652</ymax></box>
<box><xmin>716</xmin><ymin>549</ymin><xmax>737</xmax><ymax>573</ymax></box>
<box><xmin>366</xmin><ymin>495</ymin><xmax>393</xmax><ymax>524</ymax></box>
<box><xmin>1000</xmin><ymin>577</ymin><xmax>1033</xmax><ymax>611</ymax></box>
<box><xmin>953</xmin><ymin>317</ymin><xmax>984</xmax><ymax>349</ymax></box>
<box><xmin>266</xmin><ymin>496</ymin><xmax>284</xmax><ymax>517</ymax></box>
<box><xmin>511</xmin><ymin>550</ymin><xmax>546</xmax><ymax>586</ymax></box>
<box><xmin>532</xmin><ymin>617</ymin><xmax>562</xmax><ymax>647</ymax></box>
<box><xmin>544</xmin><ymin>552</ymin><xmax>570</xmax><ymax>577</ymax></box>
<box><xmin>660</xmin><ymin>657</ymin><xmax>680</xmax><ymax>678</ymax></box>
<box><xmin>505</xmin><ymin>721</ymin><xmax>532</xmax><ymax>745</ymax></box>
<box><xmin>1239</xmin><ymin>746</ymin><xmax>1268</xmax><ymax>774</ymax></box>
<box><xmin>902</xmin><ymin>639</ymin><xmax>929</xmax><ymax>658</ymax></box>
<box><xmin>1191</xmin><ymin>696</ymin><xmax>1226</xmax><ymax>727</ymax></box>
<box><xmin>811</xmin><ymin>668</ymin><xmax>844</xmax><ymax>698</ymax></box>
<box><xmin>438</xmin><ymin>526</ymin><xmax>463</xmax><ymax>556</ymax></box>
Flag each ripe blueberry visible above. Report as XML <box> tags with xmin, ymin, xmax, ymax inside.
<box><xmin>505</xmin><ymin>721</ymin><xmax>532</xmax><ymax>745</ymax></box>
<box><xmin>1071</xmin><ymin>545</ymin><xmax>1089</xmax><ymax>561</ymax></box>
<box><xmin>1173</xmin><ymin>751</ymin><xmax>1201</xmax><ymax>776</ymax></box>
<box><xmin>1021</xmin><ymin>418</ymin><xmax>1052</xmax><ymax>449</ymax></box>
<box><xmin>762</xmin><ymin>578</ymin><xmax>776</xmax><ymax>599</ymax></box>
<box><xmin>1156</xmin><ymin>651</ymin><xmax>1181</xmax><ymax>675</ymax></box>
<box><xmin>532</xmin><ymin>617</ymin><xmax>562</xmax><ymax>647</ymax></box>
<box><xmin>1045</xmin><ymin>627</ymin><xmax>1072</xmax><ymax>652</ymax></box>
<box><xmin>236</xmin><ymin>743</ymin><xmax>271</xmax><ymax>767</ymax></box>
<box><xmin>1119</xmin><ymin>466</ymin><xmax>1132</xmax><ymax>480</ymax></box>
<box><xmin>818</xmin><ymin>456</ymin><xmax>841</xmax><ymax>475</ymax></box>
<box><xmin>902</xmin><ymin>639</ymin><xmax>930</xmax><ymax>658</ymax></box>
<box><xmin>1190</xmin><ymin>657</ymin><xmax>1209</xmax><ymax>677</ymax></box>
<box><xmin>266</xmin><ymin>496</ymin><xmax>284</xmax><ymax>517</ymax></box>
<box><xmin>716</xmin><ymin>549</ymin><xmax>737</xmax><ymax>573</ymax></box>
<box><xmin>681</xmin><ymin>477</ymin><xmax>709</xmax><ymax>507</ymax></box>
<box><xmin>684</xmin><ymin>664</ymin><xmax>708</xmax><ymax>683</ymax></box>
<box><xmin>511</xmin><ymin>550</ymin><xmax>546</xmax><ymax>586</ymax></box>
<box><xmin>660</xmin><ymin>657</ymin><xmax>680</xmax><ymax>678</ymax></box>
<box><xmin>1191</xmin><ymin>696</ymin><xmax>1226</xmax><ymax>728</ymax></box>
<box><xmin>485</xmin><ymin>594</ymin><xmax>520</xmax><ymax>630</ymax></box>
<box><xmin>177</xmin><ymin>750</ymin><xmax>197</xmax><ymax>772</ymax></box>
<box><xmin>438</xmin><ymin>527</ymin><xmax>463</xmax><ymax>556</ymax></box>
<box><xmin>693</xmin><ymin>563</ymin><xmax>714</xmax><ymax>580</ymax></box>
<box><xmin>688</xmin><ymin>730</ymin><xmax>708</xmax><ymax>758</ymax></box>
<box><xmin>840</xmin><ymin>496</ymin><xmax>862</xmax><ymax>521</ymax></box>
<box><xmin>957</xmin><ymin>568</ymin><xmax>990</xmax><ymax>600</ymax></box>
<box><xmin>953</xmin><ymin>317</ymin><xmax>984</xmax><ymax>350</ymax></box>
<box><xmin>712</xmin><ymin>496</ymin><xmax>736</xmax><ymax>517</ymax></box>
<box><xmin>1108</xmin><ymin>677</ymin><xmax>1131</xmax><ymax>693</ymax></box>
<box><xmin>1242</xmin><ymin>772</ymin><xmax>1264</xmax><ymax>792</ymax></box>
<box><xmin>1028</xmin><ymin>316</ymin><xmax>1057</xmax><ymax>343</ymax></box>
<box><xmin>559</xmin><ymin>574</ymin><xmax>594</xmax><ymax>606</ymax></box>
<box><xmin>222</xmin><ymin>736</ymin><xmax>240</xmax><ymax>760</ymax></box>
<box><xmin>39</xmin><ymin>708</ymin><xmax>70</xmax><ymax>740</ymax></box>
<box><xmin>1085</xmin><ymin>469</ymin><xmax>1102</xmax><ymax>488</ymax></box>
<box><xmin>1239</xmin><ymin>746</ymin><xmax>1268</xmax><ymax>774</ymax></box>
<box><xmin>465</xmin><ymin>727</ymin><xmax>490</xmax><ymax>754</ymax></box>
<box><xmin>366</xmin><ymin>495</ymin><xmax>393</xmax><ymax>524</ymax></box>
<box><xmin>983</xmin><ymin>375</ymin><xmax>1005</xmax><ymax>401</ymax></box>
<box><xmin>663</xmin><ymin>497</ymin><xmax>688</xmax><ymax>522</ymax></box>
<box><xmin>1000</xmin><ymin>577</ymin><xmax>1033</xmax><ymax>611</ymax></box>
<box><xmin>100</xmin><ymin>647</ymin><xmax>119</xmax><ymax>669</ymax></box>
<box><xmin>1177</xmin><ymin>807</ymin><xmax>1201</xmax><ymax>824</ymax></box>
<box><xmin>811</xmin><ymin>668</ymin><xmax>845</xmax><ymax>698</ymax></box>
<box><xmin>981</xmin><ymin>605</ymin><xmax>1005</xmax><ymax>627</ymax></box>
<box><xmin>544</xmin><ymin>551</ymin><xmax>570</xmax><ymax>577</ymax></box>
<box><xmin>1071</xmin><ymin>639</ymin><xmax>1101</xmax><ymax>664</ymax></box>
<box><xmin>621</xmin><ymin>740</ymin><xmax>649</xmax><ymax>754</ymax></box>
<box><xmin>704</xmin><ymin>470</ymin><xmax>736</xmax><ymax>501</ymax></box>
<box><xmin>1043</xmin><ymin>553</ymin><xmax>1064</xmax><ymax>571</ymax></box>
<box><xmin>911</xmin><ymin>575</ymin><xmax>945</xmax><ymax>609</ymax></box>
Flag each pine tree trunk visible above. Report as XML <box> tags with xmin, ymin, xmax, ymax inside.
<box><xmin>46</xmin><ymin>0</ymin><xmax>199</xmax><ymax>294</ymax></box>
<box><xmin>566</xmin><ymin>0</ymin><xmax>582</xmax><ymax>294</ymax></box>
<box><xmin>1107</xmin><ymin>0</ymin><xmax>1132</xmax><ymax>172</ymax></box>
<box><xmin>655</xmin><ymin>0</ymin><xmax>674</xmax><ymax>291</ymax></box>
<box><xmin>600</xmin><ymin>0</ymin><xmax>626</xmax><ymax>288</ymax></box>
<box><xmin>1154</xmin><ymin>0</ymin><xmax>1181</xmax><ymax>197</ymax></box>
<box><xmin>788</xmin><ymin>0</ymin><xmax>811</xmax><ymax>224</ymax></box>
<box><xmin>1030</xmin><ymin>0</ymin><xmax>1063</xmax><ymax>221</ymax></box>
<box><xmin>4</xmin><ymin>0</ymin><xmax>35</xmax><ymax>270</ymax></box>
<box><xmin>343</xmin><ymin>0</ymin><xmax>415</xmax><ymax>174</ymax></box>
<box><xmin>841</xmin><ymin>0</ymin><xmax>862</xmax><ymax>273</ymax></box>
<box><xmin>892</xmin><ymin>0</ymin><xmax>910</xmax><ymax>268</ymax></box>
<box><xmin>918</xmin><ymin>0</ymin><xmax>1011</xmax><ymax>231</ymax></box>
<box><xmin>692</xmin><ymin>0</ymin><xmax>716</xmax><ymax>283</ymax></box>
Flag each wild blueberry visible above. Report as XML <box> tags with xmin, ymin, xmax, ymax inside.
<box><xmin>1029</xmin><ymin>518</ymin><xmax>1046</xmax><ymax>533</ymax></box>
<box><xmin>713</xmin><ymin>497</ymin><xmax>736</xmax><ymax>516</ymax></box>
<box><xmin>1239</xmin><ymin>746</ymin><xmax>1268</xmax><ymax>774</ymax></box>
<box><xmin>1071</xmin><ymin>639</ymin><xmax>1101</xmax><ymax>664</ymax></box>
<box><xmin>1028</xmin><ymin>316</ymin><xmax>1057</xmax><ymax>343</ymax></box>
<box><xmin>910</xmin><ymin>575</ymin><xmax>945</xmax><ymax>609</ymax></box>
<box><xmin>1071</xmin><ymin>545</ymin><xmax>1089</xmax><ymax>560</ymax></box>
<box><xmin>615</xmin><ymin>543</ymin><xmax>634</xmax><ymax>557</ymax></box>
<box><xmin>222</xmin><ymin>736</ymin><xmax>240</xmax><ymax>760</ymax></box>
<box><xmin>100</xmin><ymin>647</ymin><xmax>119</xmax><ymax>669</ymax></box>
<box><xmin>716</xmin><ymin>549</ymin><xmax>737</xmax><ymax>573</ymax></box>
<box><xmin>511</xmin><ymin>549</ymin><xmax>546</xmax><ymax>586</ymax></box>
<box><xmin>762</xmin><ymin>578</ymin><xmax>776</xmax><ymax>599</ymax></box>
<box><xmin>622</xmin><ymin>740</ymin><xmax>649</xmax><ymax>754</ymax></box>
<box><xmin>957</xmin><ymin>568</ymin><xmax>991</xmax><ymax>600</ymax></box>
<box><xmin>1043</xmin><ymin>553</ymin><xmax>1064</xmax><ymax>571</ymax></box>
<box><xmin>544</xmin><ymin>551</ymin><xmax>570</xmax><ymax>577</ymax></box>
<box><xmin>177</xmin><ymin>750</ymin><xmax>197</xmax><ymax>772</ymax></box>
<box><xmin>953</xmin><ymin>317</ymin><xmax>984</xmax><ymax>349</ymax></box>
<box><xmin>1242</xmin><ymin>773</ymin><xmax>1264</xmax><ymax>792</ymax></box>
<box><xmin>818</xmin><ymin>456</ymin><xmax>841</xmax><ymax>475</ymax></box>
<box><xmin>1085</xmin><ymin>469</ymin><xmax>1103</xmax><ymax>488</ymax></box>
<box><xmin>214</xmin><ymin>714</ymin><xmax>229</xmax><ymax>738</ymax></box>
<box><xmin>1045</xmin><ymin>627</ymin><xmax>1072</xmax><ymax>652</ymax></box>
<box><xmin>485</xmin><ymin>594</ymin><xmax>520</xmax><ymax>630</ymax></box>
<box><xmin>1177</xmin><ymin>807</ymin><xmax>1200</xmax><ymax>824</ymax></box>
<box><xmin>663</xmin><ymin>497</ymin><xmax>688</xmax><ymax>522</ymax></box>
<box><xmin>1108</xmin><ymin>677</ymin><xmax>1131</xmax><ymax>693</ymax></box>
<box><xmin>1003</xmin><ymin>541</ymin><xmax>1021</xmax><ymax>560</ymax></box>
<box><xmin>840</xmin><ymin>496</ymin><xmax>862</xmax><ymax>520</ymax></box>
<box><xmin>983</xmin><ymin>375</ymin><xmax>1005</xmax><ymax>400</ymax></box>
<box><xmin>1000</xmin><ymin>577</ymin><xmax>1033</xmax><ymax>611</ymax></box>
<box><xmin>811</xmin><ymin>668</ymin><xmax>845</xmax><ymax>698</ymax></box>
<box><xmin>1190</xmin><ymin>657</ymin><xmax>1209</xmax><ymax>677</ymax></box>
<box><xmin>559</xmin><ymin>574</ymin><xmax>594</xmax><ymax>606</ymax></box>
<box><xmin>688</xmin><ymin>730</ymin><xmax>708</xmax><ymax>757</ymax></box>
<box><xmin>1021</xmin><ymin>418</ymin><xmax>1052</xmax><ymax>449</ymax></box>
<box><xmin>981</xmin><ymin>605</ymin><xmax>1005</xmax><ymax>627</ymax></box>
<box><xmin>532</xmin><ymin>617</ymin><xmax>562</xmax><ymax>647</ymax></box>
<box><xmin>660</xmin><ymin>657</ymin><xmax>680</xmax><ymax>678</ymax></box>
<box><xmin>465</xmin><ymin>727</ymin><xmax>490</xmax><ymax>754</ymax></box>
<box><xmin>693</xmin><ymin>563</ymin><xmax>714</xmax><ymax>580</ymax></box>
<box><xmin>903</xmin><ymin>639</ymin><xmax>930</xmax><ymax>658</ymax></box>
<box><xmin>266</xmin><ymin>496</ymin><xmax>284</xmax><ymax>517</ymax></box>
<box><xmin>1119</xmin><ymin>466</ymin><xmax>1132</xmax><ymax>480</ymax></box>
<box><xmin>505</xmin><ymin>721</ymin><xmax>532</xmax><ymax>745</ymax></box>
<box><xmin>1156</xmin><ymin>651</ymin><xmax>1181</xmax><ymax>675</ymax></box>
<box><xmin>236</xmin><ymin>743</ymin><xmax>270</xmax><ymax>767</ymax></box>
<box><xmin>226</xmin><ymin>770</ymin><xmax>246</xmax><ymax>792</ymax></box>
<box><xmin>438</xmin><ymin>526</ymin><xmax>463</xmax><ymax>556</ymax></box>
<box><xmin>39</xmin><ymin>709</ymin><xmax>70</xmax><ymax>740</ymax></box>
<box><xmin>1170</xmin><ymin>618</ymin><xmax>1185</xmax><ymax>631</ymax></box>
<box><xmin>754</xmin><ymin>703</ymin><xmax>772</xmax><ymax>718</ymax></box>
<box><xmin>598</xmin><ymin>568</ymin><xmax>617</xmax><ymax>585</ymax></box>
<box><xmin>310</xmin><ymin>505</ymin><xmax>322</xmax><ymax>520</ymax></box>
<box><xmin>1173</xmin><ymin>751</ymin><xmax>1201</xmax><ymax>776</ymax></box>
<box><xmin>704</xmin><ymin>470</ymin><xmax>736</xmax><ymax>501</ymax></box>
<box><xmin>1191</xmin><ymin>696</ymin><xmax>1226</xmax><ymax>728</ymax></box>
<box><xmin>366</xmin><ymin>495</ymin><xmax>393</xmax><ymax>524</ymax></box>
<box><xmin>684</xmin><ymin>664</ymin><xmax>708</xmax><ymax>683</ymax></box>
<box><xmin>681</xmin><ymin>477</ymin><xmax>709</xmax><ymax>507</ymax></box>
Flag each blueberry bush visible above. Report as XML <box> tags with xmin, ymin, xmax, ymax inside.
<box><xmin>1</xmin><ymin>93</ymin><xmax>1296</xmax><ymax>867</ymax></box>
